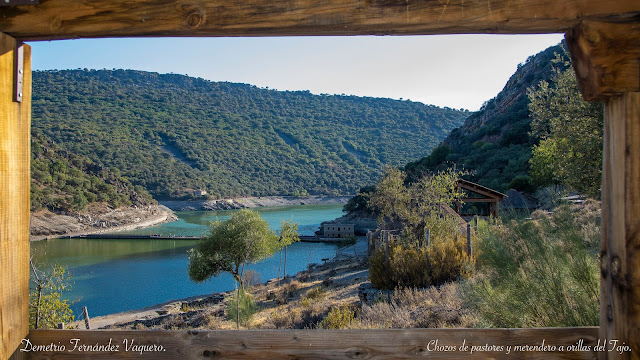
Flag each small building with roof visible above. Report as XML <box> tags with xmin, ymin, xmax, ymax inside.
<box><xmin>322</xmin><ymin>223</ymin><xmax>355</xmax><ymax>238</ymax></box>
<box><xmin>455</xmin><ymin>179</ymin><xmax>507</xmax><ymax>220</ymax></box>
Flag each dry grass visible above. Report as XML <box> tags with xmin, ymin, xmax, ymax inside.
<box><xmin>106</xmin><ymin>254</ymin><xmax>477</xmax><ymax>331</ymax></box>
<box><xmin>358</xmin><ymin>283</ymin><xmax>475</xmax><ymax>329</ymax></box>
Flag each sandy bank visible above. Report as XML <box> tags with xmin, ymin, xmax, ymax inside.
<box><xmin>161</xmin><ymin>195</ymin><xmax>351</xmax><ymax>211</ymax></box>
<box><xmin>30</xmin><ymin>204</ymin><xmax>178</xmax><ymax>241</ymax></box>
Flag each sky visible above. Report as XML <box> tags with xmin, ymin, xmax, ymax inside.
<box><xmin>29</xmin><ymin>34</ymin><xmax>564</xmax><ymax>111</ymax></box>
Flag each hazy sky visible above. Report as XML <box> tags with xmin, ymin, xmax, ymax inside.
<box><xmin>30</xmin><ymin>34</ymin><xmax>564</xmax><ymax>111</ymax></box>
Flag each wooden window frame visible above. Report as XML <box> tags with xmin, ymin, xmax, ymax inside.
<box><xmin>1</xmin><ymin>1</ymin><xmax>639</xmax><ymax>359</ymax></box>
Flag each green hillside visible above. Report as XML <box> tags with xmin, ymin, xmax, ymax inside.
<box><xmin>31</xmin><ymin>131</ymin><xmax>155</xmax><ymax>212</ymax></box>
<box><xmin>404</xmin><ymin>43</ymin><xmax>567</xmax><ymax>192</ymax></box>
<box><xmin>32</xmin><ymin>70</ymin><xmax>468</xmax><ymax>200</ymax></box>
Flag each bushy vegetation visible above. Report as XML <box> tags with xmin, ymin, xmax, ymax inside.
<box><xmin>29</xmin><ymin>262</ymin><xmax>75</xmax><ymax>329</ymax></box>
<box><xmin>31</xmin><ymin>131</ymin><xmax>155</xmax><ymax>213</ymax></box>
<box><xmin>32</xmin><ymin>69</ymin><xmax>468</xmax><ymax>199</ymax></box>
<box><xmin>225</xmin><ymin>288</ymin><xmax>258</xmax><ymax>326</ymax></box>
<box><xmin>369</xmin><ymin>235</ymin><xmax>472</xmax><ymax>289</ymax></box>
<box><xmin>463</xmin><ymin>201</ymin><xmax>600</xmax><ymax>327</ymax></box>
<box><xmin>528</xmin><ymin>50</ymin><xmax>603</xmax><ymax>196</ymax></box>
<box><xmin>366</xmin><ymin>167</ymin><xmax>473</xmax><ymax>289</ymax></box>
<box><xmin>368</xmin><ymin>167</ymin><xmax>465</xmax><ymax>243</ymax></box>
<box><xmin>318</xmin><ymin>304</ymin><xmax>356</xmax><ymax>329</ymax></box>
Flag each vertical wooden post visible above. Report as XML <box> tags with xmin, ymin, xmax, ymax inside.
<box><xmin>0</xmin><ymin>33</ymin><xmax>31</xmax><ymax>360</ymax></box>
<box><xmin>383</xmin><ymin>231</ymin><xmax>389</xmax><ymax>270</ymax></box>
<box><xmin>82</xmin><ymin>306</ymin><xmax>91</xmax><ymax>330</ymax></box>
<box><xmin>600</xmin><ymin>93</ymin><xmax>640</xmax><ymax>359</ymax></box>
<box><xmin>466</xmin><ymin>223</ymin><xmax>472</xmax><ymax>257</ymax></box>
<box><xmin>424</xmin><ymin>228</ymin><xmax>430</xmax><ymax>247</ymax></box>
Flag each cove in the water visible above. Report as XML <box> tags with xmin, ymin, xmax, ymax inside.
<box><xmin>31</xmin><ymin>204</ymin><xmax>346</xmax><ymax>318</ymax></box>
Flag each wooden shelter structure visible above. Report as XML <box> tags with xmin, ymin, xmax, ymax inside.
<box><xmin>455</xmin><ymin>179</ymin><xmax>506</xmax><ymax>218</ymax></box>
<box><xmin>1</xmin><ymin>1</ymin><xmax>640</xmax><ymax>359</ymax></box>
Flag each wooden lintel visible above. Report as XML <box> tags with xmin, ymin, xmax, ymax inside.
<box><xmin>566</xmin><ymin>21</ymin><xmax>640</xmax><ymax>101</ymax></box>
<box><xmin>0</xmin><ymin>0</ymin><xmax>639</xmax><ymax>41</ymax></box>
<box><xmin>460</xmin><ymin>198</ymin><xmax>498</xmax><ymax>203</ymax></box>
<box><xmin>22</xmin><ymin>327</ymin><xmax>599</xmax><ymax>359</ymax></box>
<box><xmin>458</xmin><ymin>186</ymin><xmax>503</xmax><ymax>201</ymax></box>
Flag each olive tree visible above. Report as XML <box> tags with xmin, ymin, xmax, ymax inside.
<box><xmin>188</xmin><ymin>209</ymin><xmax>282</xmax><ymax>327</ymax></box>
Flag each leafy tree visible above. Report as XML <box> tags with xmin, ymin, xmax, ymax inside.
<box><xmin>367</xmin><ymin>168</ymin><xmax>472</xmax><ymax>289</ymax></box>
<box><xmin>527</xmin><ymin>49</ymin><xmax>603</xmax><ymax>196</ymax></box>
<box><xmin>188</xmin><ymin>209</ymin><xmax>280</xmax><ymax>286</ymax></box>
<box><xmin>187</xmin><ymin>209</ymin><xmax>282</xmax><ymax>328</ymax></box>
<box><xmin>368</xmin><ymin>166</ymin><xmax>464</xmax><ymax>244</ymax></box>
<box><xmin>29</xmin><ymin>260</ymin><xmax>75</xmax><ymax>329</ymax></box>
<box><xmin>343</xmin><ymin>185</ymin><xmax>378</xmax><ymax>215</ymax></box>
<box><xmin>278</xmin><ymin>220</ymin><xmax>300</xmax><ymax>282</ymax></box>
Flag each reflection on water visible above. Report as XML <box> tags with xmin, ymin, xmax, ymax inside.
<box><xmin>31</xmin><ymin>204</ymin><xmax>345</xmax><ymax>318</ymax></box>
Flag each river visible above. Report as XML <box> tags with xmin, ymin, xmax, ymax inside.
<box><xmin>30</xmin><ymin>204</ymin><xmax>346</xmax><ymax>318</ymax></box>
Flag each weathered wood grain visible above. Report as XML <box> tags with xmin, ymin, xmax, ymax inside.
<box><xmin>0</xmin><ymin>0</ymin><xmax>639</xmax><ymax>40</ymax></box>
<box><xmin>0</xmin><ymin>32</ymin><xmax>31</xmax><ymax>360</ymax></box>
<box><xmin>566</xmin><ymin>21</ymin><xmax>640</xmax><ymax>101</ymax></box>
<box><xmin>23</xmin><ymin>328</ymin><xmax>599</xmax><ymax>359</ymax></box>
<box><xmin>601</xmin><ymin>93</ymin><xmax>640</xmax><ymax>360</ymax></box>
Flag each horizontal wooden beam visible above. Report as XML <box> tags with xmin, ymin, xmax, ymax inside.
<box><xmin>566</xmin><ymin>21</ymin><xmax>640</xmax><ymax>101</ymax></box>
<box><xmin>21</xmin><ymin>328</ymin><xmax>600</xmax><ymax>359</ymax></box>
<box><xmin>0</xmin><ymin>0</ymin><xmax>639</xmax><ymax>41</ymax></box>
<box><xmin>460</xmin><ymin>198</ymin><xmax>499</xmax><ymax>203</ymax></box>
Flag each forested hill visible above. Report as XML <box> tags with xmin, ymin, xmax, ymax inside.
<box><xmin>32</xmin><ymin>70</ymin><xmax>468</xmax><ymax>200</ymax></box>
<box><xmin>404</xmin><ymin>43</ymin><xmax>566</xmax><ymax>192</ymax></box>
<box><xmin>31</xmin><ymin>131</ymin><xmax>156</xmax><ymax>212</ymax></box>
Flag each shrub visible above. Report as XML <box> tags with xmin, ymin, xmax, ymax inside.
<box><xmin>304</xmin><ymin>286</ymin><xmax>326</xmax><ymax>301</ymax></box>
<box><xmin>29</xmin><ymin>263</ymin><xmax>75</xmax><ymax>329</ymax></box>
<box><xmin>369</xmin><ymin>236</ymin><xmax>471</xmax><ymax>290</ymax></box>
<box><xmin>225</xmin><ymin>288</ymin><xmax>258</xmax><ymax>327</ymax></box>
<box><xmin>369</xmin><ymin>243</ymin><xmax>428</xmax><ymax>289</ymax></box>
<box><xmin>463</xmin><ymin>203</ymin><xmax>599</xmax><ymax>327</ymax></box>
<box><xmin>319</xmin><ymin>304</ymin><xmax>356</xmax><ymax>329</ymax></box>
<box><xmin>427</xmin><ymin>236</ymin><xmax>472</xmax><ymax>286</ymax></box>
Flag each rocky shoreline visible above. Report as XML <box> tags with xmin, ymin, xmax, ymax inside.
<box><xmin>160</xmin><ymin>195</ymin><xmax>351</xmax><ymax>211</ymax></box>
<box><xmin>30</xmin><ymin>204</ymin><xmax>178</xmax><ymax>241</ymax></box>
<box><xmin>30</xmin><ymin>196</ymin><xmax>353</xmax><ymax>241</ymax></box>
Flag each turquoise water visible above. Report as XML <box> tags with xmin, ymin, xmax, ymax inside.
<box><xmin>31</xmin><ymin>204</ymin><xmax>345</xmax><ymax>318</ymax></box>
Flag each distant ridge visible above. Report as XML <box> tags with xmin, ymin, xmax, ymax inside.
<box><xmin>32</xmin><ymin>69</ymin><xmax>468</xmax><ymax>200</ymax></box>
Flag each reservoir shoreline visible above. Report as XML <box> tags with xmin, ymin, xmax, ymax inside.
<box><xmin>30</xmin><ymin>195</ymin><xmax>350</xmax><ymax>242</ymax></box>
<box><xmin>160</xmin><ymin>195</ymin><xmax>351</xmax><ymax>211</ymax></box>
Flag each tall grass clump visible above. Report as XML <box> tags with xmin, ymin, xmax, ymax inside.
<box><xmin>463</xmin><ymin>202</ymin><xmax>599</xmax><ymax>327</ymax></box>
